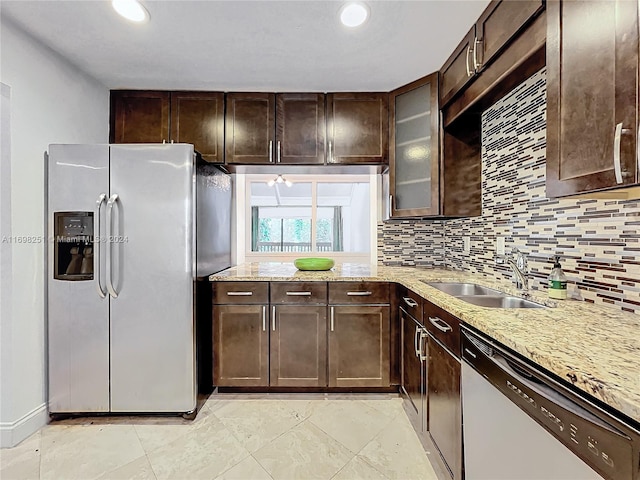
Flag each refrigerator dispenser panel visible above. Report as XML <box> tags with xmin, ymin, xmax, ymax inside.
<box><xmin>53</xmin><ymin>211</ymin><xmax>94</xmax><ymax>280</ymax></box>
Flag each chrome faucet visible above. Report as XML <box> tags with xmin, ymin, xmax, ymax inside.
<box><xmin>505</xmin><ymin>248</ymin><xmax>529</xmax><ymax>295</ymax></box>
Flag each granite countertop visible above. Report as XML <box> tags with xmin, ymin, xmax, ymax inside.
<box><xmin>210</xmin><ymin>262</ymin><xmax>640</xmax><ymax>425</ymax></box>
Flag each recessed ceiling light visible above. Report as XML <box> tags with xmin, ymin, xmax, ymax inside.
<box><xmin>340</xmin><ymin>2</ymin><xmax>369</xmax><ymax>28</ymax></box>
<box><xmin>112</xmin><ymin>0</ymin><xmax>150</xmax><ymax>23</ymax></box>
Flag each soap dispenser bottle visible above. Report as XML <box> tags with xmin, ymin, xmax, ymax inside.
<box><xmin>548</xmin><ymin>256</ymin><xmax>568</xmax><ymax>300</ymax></box>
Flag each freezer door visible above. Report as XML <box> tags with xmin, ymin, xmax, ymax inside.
<box><xmin>108</xmin><ymin>144</ymin><xmax>196</xmax><ymax>413</ymax></box>
<box><xmin>47</xmin><ymin>144</ymin><xmax>110</xmax><ymax>412</ymax></box>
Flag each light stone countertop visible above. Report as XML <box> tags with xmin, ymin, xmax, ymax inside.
<box><xmin>210</xmin><ymin>262</ymin><xmax>640</xmax><ymax>425</ymax></box>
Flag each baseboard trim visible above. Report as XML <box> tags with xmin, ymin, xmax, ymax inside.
<box><xmin>0</xmin><ymin>403</ymin><xmax>47</xmax><ymax>448</ymax></box>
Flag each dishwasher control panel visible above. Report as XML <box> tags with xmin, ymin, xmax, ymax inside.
<box><xmin>463</xmin><ymin>328</ymin><xmax>638</xmax><ymax>480</ymax></box>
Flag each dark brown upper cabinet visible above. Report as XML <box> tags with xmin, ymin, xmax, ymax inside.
<box><xmin>170</xmin><ymin>92</ymin><xmax>224</xmax><ymax>163</ymax></box>
<box><xmin>225</xmin><ymin>93</ymin><xmax>276</xmax><ymax>165</ymax></box>
<box><xmin>475</xmin><ymin>0</ymin><xmax>543</xmax><ymax>73</ymax></box>
<box><xmin>327</xmin><ymin>93</ymin><xmax>389</xmax><ymax>165</ymax></box>
<box><xmin>110</xmin><ymin>91</ymin><xmax>170</xmax><ymax>144</ymax></box>
<box><xmin>111</xmin><ymin>91</ymin><xmax>224</xmax><ymax>163</ymax></box>
<box><xmin>546</xmin><ymin>0</ymin><xmax>639</xmax><ymax>197</ymax></box>
<box><xmin>440</xmin><ymin>0</ymin><xmax>544</xmax><ymax>107</ymax></box>
<box><xmin>225</xmin><ymin>93</ymin><xmax>326</xmax><ymax>165</ymax></box>
<box><xmin>276</xmin><ymin>93</ymin><xmax>326</xmax><ymax>165</ymax></box>
<box><xmin>440</xmin><ymin>29</ymin><xmax>478</xmax><ymax>108</ymax></box>
<box><xmin>389</xmin><ymin>73</ymin><xmax>440</xmax><ymax>218</ymax></box>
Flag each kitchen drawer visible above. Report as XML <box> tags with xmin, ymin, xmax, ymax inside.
<box><xmin>424</xmin><ymin>300</ymin><xmax>461</xmax><ymax>358</ymax></box>
<box><xmin>398</xmin><ymin>286</ymin><xmax>423</xmax><ymax>323</ymax></box>
<box><xmin>270</xmin><ymin>282</ymin><xmax>327</xmax><ymax>304</ymax></box>
<box><xmin>329</xmin><ymin>282</ymin><xmax>390</xmax><ymax>305</ymax></box>
<box><xmin>212</xmin><ymin>282</ymin><xmax>269</xmax><ymax>304</ymax></box>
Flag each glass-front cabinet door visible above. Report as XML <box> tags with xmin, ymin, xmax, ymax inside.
<box><xmin>389</xmin><ymin>73</ymin><xmax>440</xmax><ymax>217</ymax></box>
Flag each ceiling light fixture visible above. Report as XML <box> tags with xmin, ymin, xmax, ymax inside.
<box><xmin>340</xmin><ymin>2</ymin><xmax>369</xmax><ymax>28</ymax></box>
<box><xmin>112</xmin><ymin>0</ymin><xmax>150</xmax><ymax>23</ymax></box>
<box><xmin>267</xmin><ymin>175</ymin><xmax>293</xmax><ymax>187</ymax></box>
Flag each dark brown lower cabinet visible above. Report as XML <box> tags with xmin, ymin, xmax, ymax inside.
<box><xmin>400</xmin><ymin>308</ymin><xmax>428</xmax><ymax>441</ymax></box>
<box><xmin>427</xmin><ymin>336</ymin><xmax>462</xmax><ymax>480</ymax></box>
<box><xmin>270</xmin><ymin>305</ymin><xmax>327</xmax><ymax>387</ymax></box>
<box><xmin>328</xmin><ymin>305</ymin><xmax>390</xmax><ymax>387</ymax></box>
<box><xmin>213</xmin><ymin>305</ymin><xmax>269</xmax><ymax>386</ymax></box>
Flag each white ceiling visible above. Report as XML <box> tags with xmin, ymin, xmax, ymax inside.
<box><xmin>1</xmin><ymin>0</ymin><xmax>491</xmax><ymax>92</ymax></box>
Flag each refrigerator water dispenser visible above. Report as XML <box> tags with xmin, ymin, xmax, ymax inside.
<box><xmin>54</xmin><ymin>211</ymin><xmax>93</xmax><ymax>280</ymax></box>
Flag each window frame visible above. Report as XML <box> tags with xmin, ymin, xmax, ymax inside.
<box><xmin>240</xmin><ymin>174</ymin><xmax>377</xmax><ymax>264</ymax></box>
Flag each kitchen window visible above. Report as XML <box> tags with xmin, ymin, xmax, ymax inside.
<box><xmin>241</xmin><ymin>174</ymin><xmax>376</xmax><ymax>263</ymax></box>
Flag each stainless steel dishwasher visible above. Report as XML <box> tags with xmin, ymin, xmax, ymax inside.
<box><xmin>461</xmin><ymin>326</ymin><xmax>639</xmax><ymax>480</ymax></box>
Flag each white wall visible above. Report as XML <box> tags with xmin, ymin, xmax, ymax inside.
<box><xmin>345</xmin><ymin>183</ymin><xmax>370</xmax><ymax>252</ymax></box>
<box><xmin>0</xmin><ymin>18</ymin><xmax>109</xmax><ymax>447</ymax></box>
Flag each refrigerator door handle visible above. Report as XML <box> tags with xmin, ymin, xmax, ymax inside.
<box><xmin>95</xmin><ymin>194</ymin><xmax>107</xmax><ymax>298</ymax></box>
<box><xmin>106</xmin><ymin>193</ymin><xmax>119</xmax><ymax>299</ymax></box>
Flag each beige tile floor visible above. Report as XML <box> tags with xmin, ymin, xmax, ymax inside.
<box><xmin>0</xmin><ymin>393</ymin><xmax>439</xmax><ymax>480</ymax></box>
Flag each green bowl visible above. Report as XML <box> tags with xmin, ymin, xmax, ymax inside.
<box><xmin>294</xmin><ymin>258</ymin><xmax>335</xmax><ymax>271</ymax></box>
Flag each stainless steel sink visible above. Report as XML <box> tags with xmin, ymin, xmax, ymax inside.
<box><xmin>456</xmin><ymin>295</ymin><xmax>545</xmax><ymax>309</ymax></box>
<box><xmin>425</xmin><ymin>282</ymin><xmax>502</xmax><ymax>296</ymax></box>
<box><xmin>423</xmin><ymin>281</ymin><xmax>545</xmax><ymax>308</ymax></box>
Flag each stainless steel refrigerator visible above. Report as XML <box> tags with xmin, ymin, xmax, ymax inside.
<box><xmin>46</xmin><ymin>143</ymin><xmax>231</xmax><ymax>415</ymax></box>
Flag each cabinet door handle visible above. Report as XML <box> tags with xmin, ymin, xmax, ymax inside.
<box><xmin>226</xmin><ymin>291</ymin><xmax>253</xmax><ymax>296</ymax></box>
<box><xmin>330</xmin><ymin>306</ymin><xmax>335</xmax><ymax>332</ymax></box>
<box><xmin>269</xmin><ymin>140</ymin><xmax>273</xmax><ymax>163</ymax></box>
<box><xmin>328</xmin><ymin>140</ymin><xmax>333</xmax><ymax>163</ymax></box>
<box><xmin>262</xmin><ymin>305</ymin><xmax>266</xmax><ymax>332</ymax></box>
<box><xmin>388</xmin><ymin>194</ymin><xmax>393</xmax><ymax>216</ymax></box>
<box><xmin>414</xmin><ymin>325</ymin><xmax>421</xmax><ymax>357</ymax></box>
<box><xmin>403</xmin><ymin>297</ymin><xmax>418</xmax><ymax>307</ymax></box>
<box><xmin>428</xmin><ymin>316</ymin><xmax>452</xmax><ymax>333</ymax></box>
<box><xmin>614</xmin><ymin>123</ymin><xmax>624</xmax><ymax>184</ymax></box>
<box><xmin>286</xmin><ymin>291</ymin><xmax>312</xmax><ymax>296</ymax></box>
<box><xmin>613</xmin><ymin>123</ymin><xmax>632</xmax><ymax>184</ymax></box>
<box><xmin>277</xmin><ymin>141</ymin><xmax>281</xmax><ymax>163</ymax></box>
<box><xmin>420</xmin><ymin>330</ymin><xmax>429</xmax><ymax>361</ymax></box>
<box><xmin>272</xmin><ymin>306</ymin><xmax>276</xmax><ymax>331</ymax></box>
<box><xmin>347</xmin><ymin>291</ymin><xmax>372</xmax><ymax>296</ymax></box>
<box><xmin>472</xmin><ymin>37</ymin><xmax>481</xmax><ymax>71</ymax></box>
<box><xmin>637</xmin><ymin>125</ymin><xmax>640</xmax><ymax>174</ymax></box>
<box><xmin>465</xmin><ymin>45</ymin><xmax>472</xmax><ymax>77</ymax></box>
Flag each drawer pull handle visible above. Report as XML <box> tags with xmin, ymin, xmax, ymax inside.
<box><xmin>227</xmin><ymin>291</ymin><xmax>253</xmax><ymax>296</ymax></box>
<box><xmin>347</xmin><ymin>291</ymin><xmax>372</xmax><ymax>296</ymax></box>
<box><xmin>403</xmin><ymin>297</ymin><xmax>418</xmax><ymax>307</ymax></box>
<box><xmin>428</xmin><ymin>316</ymin><xmax>452</xmax><ymax>333</ymax></box>
<box><xmin>286</xmin><ymin>291</ymin><xmax>312</xmax><ymax>296</ymax></box>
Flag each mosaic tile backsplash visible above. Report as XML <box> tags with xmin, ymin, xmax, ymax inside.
<box><xmin>378</xmin><ymin>68</ymin><xmax>640</xmax><ymax>313</ymax></box>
